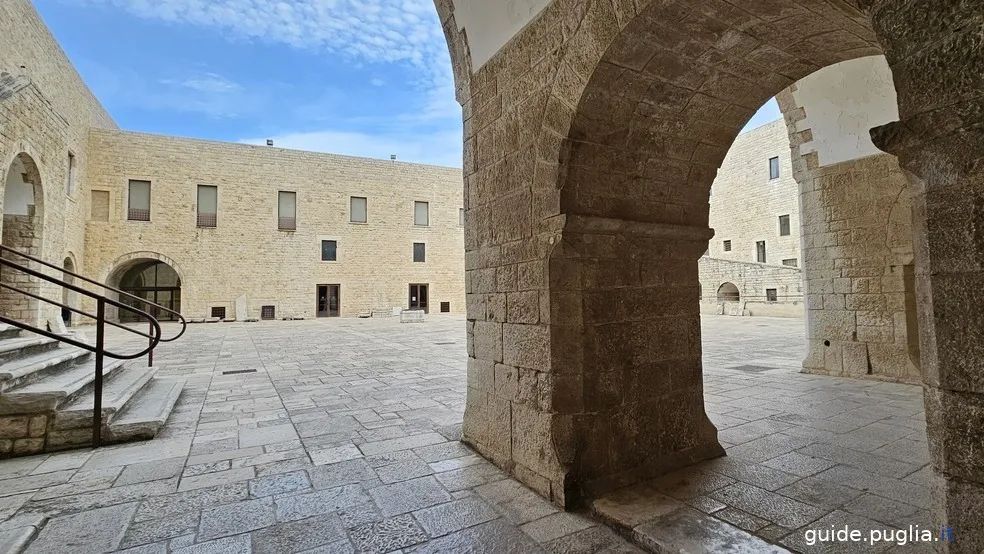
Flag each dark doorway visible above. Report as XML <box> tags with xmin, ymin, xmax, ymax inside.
<box><xmin>317</xmin><ymin>284</ymin><xmax>340</xmax><ymax>317</ymax></box>
<box><xmin>117</xmin><ymin>260</ymin><xmax>181</xmax><ymax>322</ymax></box>
<box><xmin>409</xmin><ymin>284</ymin><xmax>428</xmax><ymax>313</ymax></box>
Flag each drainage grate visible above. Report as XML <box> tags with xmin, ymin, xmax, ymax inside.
<box><xmin>726</xmin><ymin>364</ymin><xmax>775</xmax><ymax>373</ymax></box>
<box><xmin>222</xmin><ymin>369</ymin><xmax>258</xmax><ymax>375</ymax></box>
<box><xmin>433</xmin><ymin>342</ymin><xmax>456</xmax><ymax>345</ymax></box>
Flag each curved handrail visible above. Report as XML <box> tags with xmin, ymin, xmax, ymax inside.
<box><xmin>0</xmin><ymin>263</ymin><xmax>162</xmax><ymax>360</ymax></box>
<box><xmin>0</xmin><ymin>244</ymin><xmax>187</xmax><ymax>343</ymax></box>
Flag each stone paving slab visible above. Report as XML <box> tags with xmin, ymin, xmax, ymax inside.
<box><xmin>0</xmin><ymin>316</ymin><xmax>930</xmax><ymax>553</ymax></box>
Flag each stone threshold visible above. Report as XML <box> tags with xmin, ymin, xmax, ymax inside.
<box><xmin>591</xmin><ymin>481</ymin><xmax>790</xmax><ymax>553</ymax></box>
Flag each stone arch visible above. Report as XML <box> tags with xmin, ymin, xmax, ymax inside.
<box><xmin>716</xmin><ymin>282</ymin><xmax>740</xmax><ymax>302</ymax></box>
<box><xmin>103</xmin><ymin>252</ymin><xmax>184</xmax><ymax>322</ymax></box>
<box><xmin>445</xmin><ymin>0</ymin><xmax>984</xmax><ymax>541</ymax></box>
<box><xmin>545</xmin><ymin>0</ymin><xmax>889</xmax><ymax>504</ymax></box>
<box><xmin>0</xmin><ymin>151</ymin><xmax>46</xmax><ymax>326</ymax></box>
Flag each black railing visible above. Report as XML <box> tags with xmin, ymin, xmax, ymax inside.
<box><xmin>0</xmin><ymin>245</ymin><xmax>187</xmax><ymax>447</ymax></box>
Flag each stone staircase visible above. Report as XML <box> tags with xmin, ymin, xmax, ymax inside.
<box><xmin>0</xmin><ymin>324</ymin><xmax>184</xmax><ymax>458</ymax></box>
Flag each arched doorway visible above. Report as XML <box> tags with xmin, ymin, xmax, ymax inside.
<box><xmin>716</xmin><ymin>283</ymin><xmax>740</xmax><ymax>302</ymax></box>
<box><xmin>111</xmin><ymin>260</ymin><xmax>181</xmax><ymax>322</ymax></box>
<box><xmin>1</xmin><ymin>152</ymin><xmax>45</xmax><ymax>325</ymax></box>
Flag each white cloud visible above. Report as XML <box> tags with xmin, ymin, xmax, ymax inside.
<box><xmin>73</xmin><ymin>0</ymin><xmax>454</xmax><ymax>92</ymax></box>
<box><xmin>79</xmin><ymin>60</ymin><xmax>266</xmax><ymax>119</ymax></box>
<box><xmin>370</xmin><ymin>78</ymin><xmax>385</xmax><ymax>87</ymax></box>
<box><xmin>170</xmin><ymin>72</ymin><xmax>242</xmax><ymax>94</ymax></box>
<box><xmin>240</xmin><ymin>127</ymin><xmax>462</xmax><ymax>168</ymax></box>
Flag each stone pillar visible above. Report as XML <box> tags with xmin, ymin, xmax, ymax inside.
<box><xmin>550</xmin><ymin>216</ymin><xmax>724</xmax><ymax>502</ymax></box>
<box><xmin>868</xmin><ymin>2</ymin><xmax>984</xmax><ymax>550</ymax></box>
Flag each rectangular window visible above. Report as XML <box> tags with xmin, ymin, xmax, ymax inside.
<box><xmin>211</xmin><ymin>307</ymin><xmax>226</xmax><ymax>319</ymax></box>
<box><xmin>723</xmin><ymin>240</ymin><xmax>732</xmax><ymax>252</ymax></box>
<box><xmin>440</xmin><ymin>302</ymin><xmax>450</xmax><ymax>313</ymax></box>
<box><xmin>197</xmin><ymin>185</ymin><xmax>217</xmax><ymax>228</ymax></box>
<box><xmin>278</xmin><ymin>191</ymin><xmax>296</xmax><ymax>230</ymax></box>
<box><xmin>459</xmin><ymin>208</ymin><xmax>464</xmax><ymax>227</ymax></box>
<box><xmin>321</xmin><ymin>240</ymin><xmax>337</xmax><ymax>261</ymax></box>
<box><xmin>769</xmin><ymin>156</ymin><xmax>780</xmax><ymax>179</ymax></box>
<box><xmin>413</xmin><ymin>242</ymin><xmax>426</xmax><ymax>263</ymax></box>
<box><xmin>782</xmin><ymin>258</ymin><xmax>798</xmax><ymax>267</ymax></box>
<box><xmin>766</xmin><ymin>288</ymin><xmax>778</xmax><ymax>302</ymax></box>
<box><xmin>756</xmin><ymin>241</ymin><xmax>767</xmax><ymax>263</ymax></box>
<box><xmin>127</xmin><ymin>180</ymin><xmax>151</xmax><ymax>221</ymax></box>
<box><xmin>414</xmin><ymin>201</ymin><xmax>429</xmax><ymax>226</ymax></box>
<box><xmin>66</xmin><ymin>152</ymin><xmax>75</xmax><ymax>196</ymax></box>
<box><xmin>261</xmin><ymin>305</ymin><xmax>276</xmax><ymax>320</ymax></box>
<box><xmin>779</xmin><ymin>214</ymin><xmax>791</xmax><ymax>236</ymax></box>
<box><xmin>350</xmin><ymin>196</ymin><xmax>367</xmax><ymax>223</ymax></box>
<box><xmin>91</xmin><ymin>190</ymin><xmax>110</xmax><ymax>222</ymax></box>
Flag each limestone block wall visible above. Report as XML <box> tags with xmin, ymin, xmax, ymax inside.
<box><xmin>0</xmin><ymin>0</ymin><xmax>117</xmax><ymax>327</ymax></box>
<box><xmin>778</xmin><ymin>67</ymin><xmax>918</xmax><ymax>383</ymax></box>
<box><xmin>84</xmin><ymin>129</ymin><xmax>465</xmax><ymax>319</ymax></box>
<box><xmin>698</xmin><ymin>256</ymin><xmax>804</xmax><ymax>318</ymax></box>
<box><xmin>707</xmin><ymin>120</ymin><xmax>801</xmax><ymax>268</ymax></box>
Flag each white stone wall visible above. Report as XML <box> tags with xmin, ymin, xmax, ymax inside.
<box><xmin>84</xmin><ymin>130</ymin><xmax>466</xmax><ymax>319</ymax></box>
<box><xmin>707</xmin><ymin>120</ymin><xmax>801</xmax><ymax>269</ymax></box>
<box><xmin>698</xmin><ymin>256</ymin><xmax>804</xmax><ymax>318</ymax></box>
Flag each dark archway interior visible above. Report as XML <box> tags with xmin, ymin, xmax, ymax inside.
<box><xmin>716</xmin><ymin>282</ymin><xmax>740</xmax><ymax>302</ymax></box>
<box><xmin>115</xmin><ymin>260</ymin><xmax>181</xmax><ymax>322</ymax></box>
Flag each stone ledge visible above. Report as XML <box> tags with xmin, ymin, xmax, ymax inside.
<box><xmin>563</xmin><ymin>215</ymin><xmax>715</xmax><ymax>243</ymax></box>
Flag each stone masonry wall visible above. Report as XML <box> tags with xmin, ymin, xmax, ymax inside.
<box><xmin>778</xmin><ymin>88</ymin><xmax>918</xmax><ymax>383</ymax></box>
<box><xmin>708</xmin><ymin>120</ymin><xmax>802</xmax><ymax>268</ymax></box>
<box><xmin>698</xmin><ymin>256</ymin><xmax>804</xmax><ymax>318</ymax></box>
<box><xmin>84</xmin><ymin>129</ymin><xmax>465</xmax><ymax>319</ymax></box>
<box><xmin>0</xmin><ymin>0</ymin><xmax>117</xmax><ymax>327</ymax></box>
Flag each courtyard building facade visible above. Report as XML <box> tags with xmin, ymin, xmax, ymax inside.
<box><xmin>0</xmin><ymin>0</ymin><xmax>465</xmax><ymax>326</ymax></box>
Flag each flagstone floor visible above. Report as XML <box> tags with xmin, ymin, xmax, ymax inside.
<box><xmin>0</xmin><ymin>315</ymin><xmax>928</xmax><ymax>553</ymax></box>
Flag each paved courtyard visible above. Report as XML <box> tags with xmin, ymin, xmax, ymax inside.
<box><xmin>0</xmin><ymin>315</ymin><xmax>928</xmax><ymax>553</ymax></box>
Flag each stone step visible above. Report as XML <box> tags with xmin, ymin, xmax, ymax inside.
<box><xmin>592</xmin><ymin>482</ymin><xmax>791</xmax><ymax>554</ymax></box>
<box><xmin>105</xmin><ymin>378</ymin><xmax>184</xmax><ymax>443</ymax></box>
<box><xmin>52</xmin><ymin>364</ymin><xmax>158</xmax><ymax>430</ymax></box>
<box><xmin>0</xmin><ymin>358</ymin><xmax>126</xmax><ymax>415</ymax></box>
<box><xmin>0</xmin><ymin>346</ymin><xmax>90</xmax><ymax>393</ymax></box>
<box><xmin>0</xmin><ymin>324</ymin><xmax>21</xmax><ymax>340</ymax></box>
<box><xmin>0</xmin><ymin>336</ymin><xmax>60</xmax><ymax>365</ymax></box>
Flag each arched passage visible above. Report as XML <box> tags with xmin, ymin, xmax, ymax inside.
<box><xmin>0</xmin><ymin>152</ymin><xmax>45</xmax><ymax>325</ymax></box>
<box><xmin>107</xmin><ymin>259</ymin><xmax>182</xmax><ymax>322</ymax></box>
<box><xmin>716</xmin><ymin>282</ymin><xmax>739</xmax><ymax>302</ymax></box>
<box><xmin>445</xmin><ymin>0</ymin><xmax>984</xmax><ymax>541</ymax></box>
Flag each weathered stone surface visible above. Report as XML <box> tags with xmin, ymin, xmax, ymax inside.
<box><xmin>412</xmin><ymin>497</ymin><xmax>498</xmax><ymax>537</ymax></box>
<box><xmin>632</xmin><ymin>506</ymin><xmax>790</xmax><ymax>553</ymax></box>
<box><xmin>23</xmin><ymin>502</ymin><xmax>138</xmax><ymax>554</ymax></box>
<box><xmin>197</xmin><ymin>497</ymin><xmax>276</xmax><ymax>541</ymax></box>
<box><xmin>251</xmin><ymin>514</ymin><xmax>347</xmax><ymax>554</ymax></box>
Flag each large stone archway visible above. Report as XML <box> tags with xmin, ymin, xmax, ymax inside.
<box><xmin>438</xmin><ymin>0</ymin><xmax>984</xmax><ymax>548</ymax></box>
<box><xmin>0</xmin><ymin>151</ymin><xmax>45</xmax><ymax>326</ymax></box>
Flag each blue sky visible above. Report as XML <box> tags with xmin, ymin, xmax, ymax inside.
<box><xmin>35</xmin><ymin>0</ymin><xmax>779</xmax><ymax>168</ymax></box>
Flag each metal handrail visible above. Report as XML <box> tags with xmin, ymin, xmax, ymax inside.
<box><xmin>0</xmin><ymin>245</ymin><xmax>187</xmax><ymax>447</ymax></box>
<box><xmin>0</xmin><ymin>245</ymin><xmax>187</xmax><ymax>343</ymax></box>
